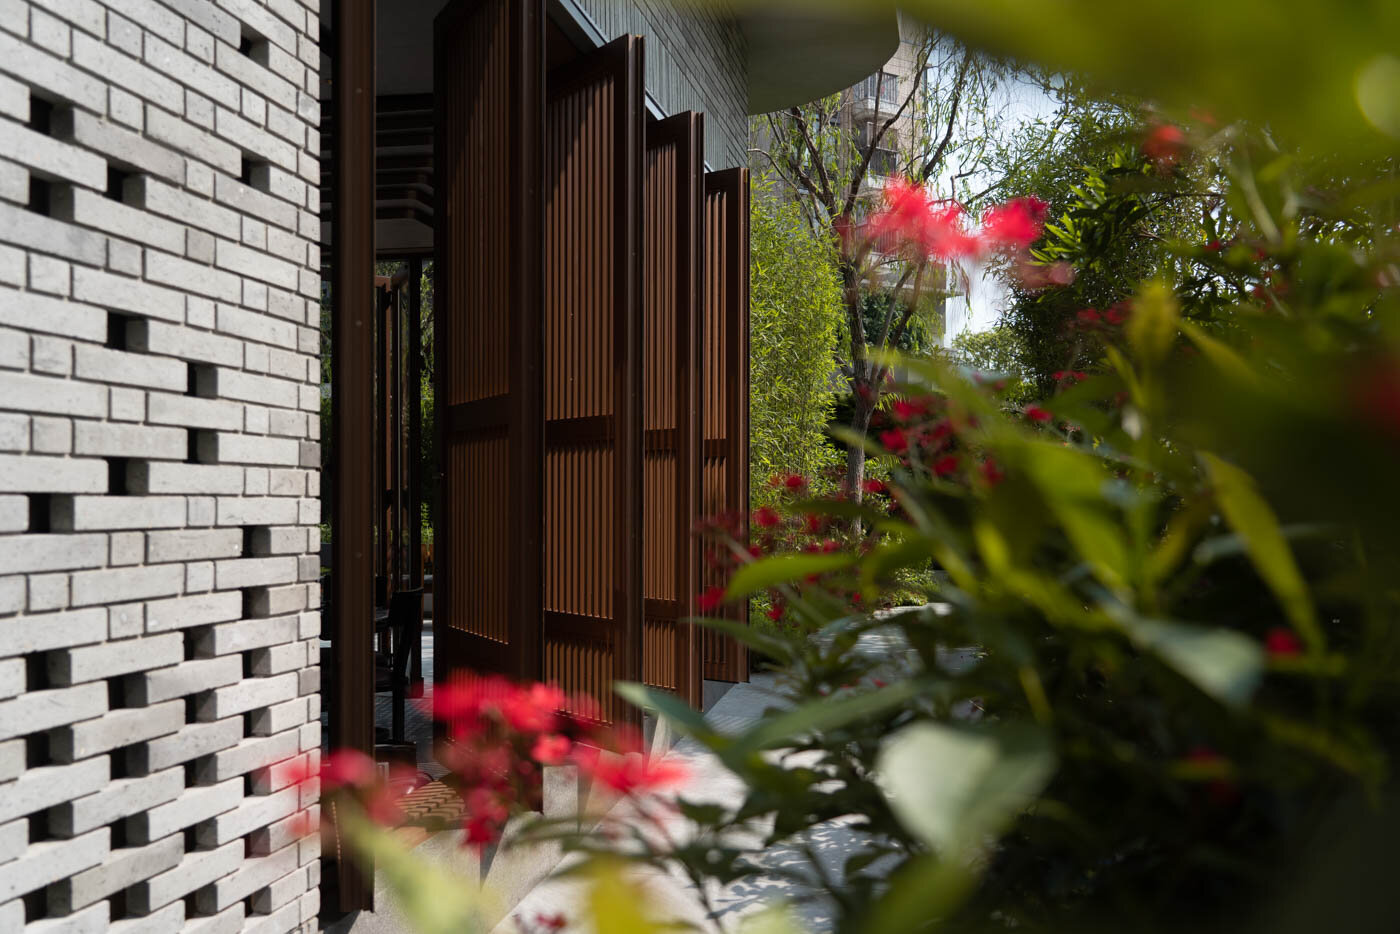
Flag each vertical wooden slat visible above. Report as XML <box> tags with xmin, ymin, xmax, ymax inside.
<box><xmin>433</xmin><ymin>0</ymin><xmax>544</xmax><ymax>694</ymax></box>
<box><xmin>540</xmin><ymin>36</ymin><xmax>644</xmax><ymax>725</ymax></box>
<box><xmin>408</xmin><ymin>258</ymin><xmax>423</xmax><ymax>586</ymax></box>
<box><xmin>701</xmin><ymin>167</ymin><xmax>750</xmax><ymax>683</ymax></box>
<box><xmin>330</xmin><ymin>0</ymin><xmax>375</xmax><ymax>911</ymax></box>
<box><xmin>640</xmin><ymin>112</ymin><xmax>703</xmax><ymax>707</ymax></box>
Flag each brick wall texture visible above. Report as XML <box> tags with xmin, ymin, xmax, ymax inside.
<box><xmin>577</xmin><ymin>0</ymin><xmax>748</xmax><ymax>170</ymax></box>
<box><xmin>0</xmin><ymin>0</ymin><xmax>324</xmax><ymax>930</ymax></box>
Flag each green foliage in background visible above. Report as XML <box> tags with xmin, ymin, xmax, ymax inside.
<box><xmin>948</xmin><ymin>325</ymin><xmax>1033</xmax><ymax>405</ymax></box>
<box><xmin>749</xmin><ymin>180</ymin><xmax>846</xmax><ymax>504</ymax></box>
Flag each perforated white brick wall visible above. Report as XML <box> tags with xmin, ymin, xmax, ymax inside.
<box><xmin>0</xmin><ymin>0</ymin><xmax>322</xmax><ymax>930</ymax></box>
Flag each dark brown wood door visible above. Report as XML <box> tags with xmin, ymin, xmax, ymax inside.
<box><xmin>540</xmin><ymin>36</ymin><xmax>646</xmax><ymax>725</ymax></box>
<box><xmin>433</xmin><ymin>0</ymin><xmax>544</xmax><ymax>684</ymax></box>
<box><xmin>641</xmin><ymin>113</ymin><xmax>705</xmax><ymax>708</ymax></box>
<box><xmin>701</xmin><ymin>168</ymin><xmax>751</xmax><ymax>683</ymax></box>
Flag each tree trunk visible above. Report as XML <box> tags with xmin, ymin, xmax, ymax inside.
<box><xmin>845</xmin><ymin>391</ymin><xmax>875</xmax><ymax>535</ymax></box>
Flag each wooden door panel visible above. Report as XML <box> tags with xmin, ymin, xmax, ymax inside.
<box><xmin>641</xmin><ymin>113</ymin><xmax>704</xmax><ymax>707</ymax></box>
<box><xmin>433</xmin><ymin>0</ymin><xmax>544</xmax><ymax>686</ymax></box>
<box><xmin>541</xmin><ymin>36</ymin><xmax>645</xmax><ymax>725</ymax></box>
<box><xmin>701</xmin><ymin>168</ymin><xmax>750</xmax><ymax>683</ymax></box>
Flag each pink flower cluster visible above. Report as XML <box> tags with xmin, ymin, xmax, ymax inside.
<box><xmin>860</xmin><ymin>177</ymin><xmax>1049</xmax><ymax>265</ymax></box>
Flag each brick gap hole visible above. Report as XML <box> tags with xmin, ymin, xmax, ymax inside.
<box><xmin>105</xmin><ymin>165</ymin><xmax>134</xmax><ymax>203</ymax></box>
<box><xmin>26</xmin><ymin>494</ymin><xmax>50</xmax><ymax>533</ymax></box>
<box><xmin>107</xmin><ymin>457</ymin><xmax>132</xmax><ymax>496</ymax></box>
<box><xmin>106</xmin><ymin>310</ymin><xmax>136</xmax><ymax>351</ymax></box>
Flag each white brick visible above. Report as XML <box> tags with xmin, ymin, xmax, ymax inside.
<box><xmin>52</xmin><ymin>767</ymin><xmax>183</xmax><ymax>837</ymax></box>
<box><xmin>31</xmin><ymin>335</ymin><xmax>74</xmax><ymax>376</ymax></box>
<box><xmin>146</xmin><ymin>393</ymin><xmax>244</xmax><ymax>431</ymax></box>
<box><xmin>139</xmin><ymin>778</ymin><xmax>241</xmax><ymax>842</ymax></box>
<box><xmin>0</xmin><ymin>607</ymin><xmax>106</xmax><ymax>656</ymax></box>
<box><xmin>0</xmin><ymin>575</ymin><xmax>24</xmax><ymax>614</ymax></box>
<box><xmin>214</xmin><ymin>173</ymin><xmax>298</xmax><ymax>231</ymax></box>
<box><xmin>0</xmin><ymin>324</ymin><xmax>28</xmax><ymax>368</ymax></box>
<box><xmin>186</xmin><ymin>560</ymin><xmax>213</xmax><ymax>591</ymax></box>
<box><xmin>132</xmin><ymin>839</ymin><xmax>241</xmax><ymax>914</ymax></box>
<box><xmin>0</xmin><ymin>533</ymin><xmax>105</xmax><ymax>574</ymax></box>
<box><xmin>216</xmin><ymin>495</ymin><xmax>298</xmax><ymax>525</ymax></box>
<box><xmin>144</xmin><ymin>105</ymin><xmax>243</xmax><ymax>177</ymax></box>
<box><xmin>0</xmin><ymin>412</ymin><xmax>27</xmax><ymax>451</ymax></box>
<box><xmin>53</xmin><ymin>188</ymin><xmax>185</xmax><ymax>258</ymax></box>
<box><xmin>220</xmin><ymin>0</ymin><xmax>297</xmax><ymax>54</ymax></box>
<box><xmin>198</xmin><ymin>614</ymin><xmax>296</xmax><ymax>656</ymax></box>
<box><xmin>109</xmin><ymin>898</ymin><xmax>183</xmax><ymax>934</ymax></box>
<box><xmin>54</xmin><ymin>496</ymin><xmax>187</xmax><ymax>532</ymax></box>
<box><xmin>146</xmin><ymin>249</ymin><xmax>242</xmax><ymax>302</ymax></box>
<box><xmin>73</xmin><ymin>421</ymin><xmax>189</xmax><ymax>459</ymax></box>
<box><xmin>72</xmin><ymin>266</ymin><xmax>188</xmax><ymax>324</ymax></box>
<box><xmin>0</xmin><ymin>121</ymin><xmax>105</xmax><ymax>190</ymax></box>
<box><xmin>200</xmin><ymin>431</ymin><xmax>298</xmax><ymax>466</ymax></box>
<box><xmin>197</xmin><ymin>785</ymin><xmax>297</xmax><ymax>847</ymax></box>
<box><xmin>0</xmin><ymin>495</ymin><xmax>25</xmax><ymax>532</ymax></box>
<box><xmin>0</xmin><ymin>371</ymin><xmax>106</xmax><ymax>417</ymax></box>
<box><xmin>248</xmin><ymin>695</ymin><xmax>306</xmax><ymax>734</ymax></box>
<box><xmin>0</xmin><ymin>32</ymin><xmax>106</xmax><ymax>113</ymax></box>
<box><xmin>0</xmin><ymin>829</ymin><xmax>107</xmax><ymax>903</ymax></box>
<box><xmin>130</xmin><ymin>655</ymin><xmax>241</xmax><ymax>704</ymax></box>
<box><xmin>72</xmin><ymin>32</ymin><xmax>183</xmax><ymax>111</ymax></box>
<box><xmin>0</xmin><ymin>682</ymin><xmax>105</xmax><ymax>741</ymax></box>
<box><xmin>197</xmin><ymin>672</ymin><xmax>297</xmax><ymax>720</ymax></box>
<box><xmin>129</xmin><ymin>319</ymin><xmax>243</xmax><ymax>366</ymax></box>
<box><xmin>55</xmin><ymin>107</ymin><xmax>184</xmax><ymax>183</ymax></box>
<box><xmin>142</xmin><ymin>716</ymin><xmax>240</xmax><ymax>771</ymax></box>
<box><xmin>69</xmin><ymin>562</ymin><xmax>183</xmax><ymax>605</ymax></box>
<box><xmin>24</xmin><ymin>902</ymin><xmax>108</xmax><ymax>933</ymax></box>
<box><xmin>0</xmin><ymin>756</ymin><xmax>107</xmax><ymax>825</ymax></box>
<box><xmin>144</xmin><ymin>590</ymin><xmax>242</xmax><ymax>632</ymax></box>
<box><xmin>52</xmin><ymin>697</ymin><xmax>183</xmax><ymax>761</ymax></box>
<box><xmin>146</xmin><ymin>527</ymin><xmax>243</xmax><ymax>563</ymax></box>
<box><xmin>133</xmin><ymin>176</ymin><xmax>241</xmax><ymax>240</ymax></box>
<box><xmin>28</xmin><ymin>255</ymin><xmax>71</xmax><ymax>296</ymax></box>
<box><xmin>130</xmin><ymin>460</ymin><xmax>244</xmax><ymax>494</ymax></box>
<box><xmin>31</xmin><ymin>416</ymin><xmax>73</xmax><ymax>454</ymax></box>
<box><xmin>0</xmin><ymin>656</ymin><xmax>21</xmax><ymax>698</ymax></box>
<box><xmin>143</xmin><ymin>32</ymin><xmax>241</xmax><ymax>105</ymax></box>
<box><xmin>107</xmin><ymin>601</ymin><xmax>143</xmax><ymax>637</ymax></box>
<box><xmin>0</xmin><ymin>454</ymin><xmax>106</xmax><ymax>493</ymax></box>
<box><xmin>49</xmin><ymin>632</ymin><xmax>183</xmax><ymax>685</ymax></box>
<box><xmin>216</xmin><ymin>302</ymin><xmax>296</xmax><ymax>347</ymax></box>
<box><xmin>109</xmin><ymin>386</ymin><xmax>145</xmax><ymax>421</ymax></box>
<box><xmin>0</xmin><ymin>72</ymin><xmax>28</xmax><ymax>124</ymax></box>
<box><xmin>110</xmin><ymin>531</ymin><xmax>143</xmax><ymax>565</ymax></box>
<box><xmin>196</xmin><ymin>841</ymin><xmax>297</xmax><ymax>913</ymax></box>
<box><xmin>214</xmin><ymin>555</ymin><xmax>296</xmax><ymax>589</ymax></box>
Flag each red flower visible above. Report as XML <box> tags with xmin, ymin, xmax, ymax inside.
<box><xmin>321</xmin><ymin>750</ymin><xmax>375</xmax><ymax>791</ymax></box>
<box><xmin>766</xmin><ymin>602</ymin><xmax>784</xmax><ymax>621</ymax></box>
<box><xmin>576</xmin><ymin>749</ymin><xmax>688</xmax><ymax>795</ymax></box>
<box><xmin>500</xmin><ymin>683</ymin><xmax>563</xmax><ymax>733</ymax></box>
<box><xmin>464</xmin><ymin>814</ymin><xmax>499</xmax><ymax>849</ymax></box>
<box><xmin>536</xmin><ymin>915</ymin><xmax>568</xmax><ymax>933</ymax></box>
<box><xmin>1143</xmin><ymin>123</ymin><xmax>1187</xmax><ymax>168</ymax></box>
<box><xmin>1024</xmin><ymin>405</ymin><xmax>1053</xmax><ymax>423</ymax></box>
<box><xmin>752</xmin><ymin>505</ymin><xmax>781</xmax><ymax>529</ymax></box>
<box><xmin>802</xmin><ymin>512</ymin><xmax>824</xmax><ymax>535</ymax></box>
<box><xmin>980</xmin><ymin>459</ymin><xmax>1005</xmax><ymax>486</ymax></box>
<box><xmin>981</xmin><ymin>196</ymin><xmax>1048</xmax><ymax>250</ymax></box>
<box><xmin>933</xmin><ymin>455</ymin><xmax>959</xmax><ymax>477</ymax></box>
<box><xmin>782</xmin><ymin>473</ymin><xmax>806</xmax><ymax>490</ymax></box>
<box><xmin>892</xmin><ymin>398</ymin><xmax>924</xmax><ymax>422</ymax></box>
<box><xmin>697</xmin><ymin>586</ymin><xmax>726</xmax><ymax>612</ymax></box>
<box><xmin>1349</xmin><ymin>355</ymin><xmax>1400</xmax><ymax>438</ymax></box>
<box><xmin>1205</xmin><ymin>239</ymin><xmax>1222</xmax><ymax>251</ymax></box>
<box><xmin>531</xmin><ymin>733</ymin><xmax>572</xmax><ymax>765</ymax></box>
<box><xmin>1104</xmin><ymin>304</ymin><xmax>1129</xmax><ymax>325</ymax></box>
<box><xmin>879</xmin><ymin>428</ymin><xmax>908</xmax><ymax>454</ymax></box>
<box><xmin>861</xmin><ymin>478</ymin><xmax>886</xmax><ymax>495</ymax></box>
<box><xmin>1264</xmin><ymin>627</ymin><xmax>1303</xmax><ymax>658</ymax></box>
<box><xmin>1076</xmin><ymin>309</ymin><xmax>1102</xmax><ymax>326</ymax></box>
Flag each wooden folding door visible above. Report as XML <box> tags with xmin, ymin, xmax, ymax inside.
<box><xmin>433</xmin><ymin>0</ymin><xmax>544</xmax><ymax>684</ymax></box>
<box><xmin>540</xmin><ymin>36</ymin><xmax>646</xmax><ymax>725</ymax></box>
<box><xmin>701</xmin><ymin>168</ymin><xmax>751</xmax><ymax>683</ymax></box>
<box><xmin>641</xmin><ymin>114</ymin><xmax>704</xmax><ymax>707</ymax></box>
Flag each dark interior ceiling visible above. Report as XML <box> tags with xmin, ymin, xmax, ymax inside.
<box><xmin>320</xmin><ymin>2</ymin><xmax>585</xmax><ymax>256</ymax></box>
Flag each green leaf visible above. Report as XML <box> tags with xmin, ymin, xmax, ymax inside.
<box><xmin>725</xmin><ymin>679</ymin><xmax>924</xmax><ymax>762</ymax></box>
<box><xmin>1119</xmin><ymin>615</ymin><xmax>1264</xmax><ymax>707</ymax></box>
<box><xmin>341</xmin><ymin>809</ymin><xmax>489</xmax><ymax>934</ymax></box>
<box><xmin>614</xmin><ymin>682</ymin><xmax>715</xmax><ymax>740</ymax></box>
<box><xmin>1201</xmin><ymin>452</ymin><xmax>1322</xmax><ymax>650</ymax></box>
<box><xmin>692</xmin><ymin>616</ymin><xmax>796</xmax><ymax>666</ymax></box>
<box><xmin>724</xmin><ymin>552</ymin><xmax>855</xmax><ymax>599</ymax></box>
<box><xmin>1017</xmin><ymin>441</ymin><xmax>1132</xmax><ymax>591</ymax></box>
<box><xmin>877</xmin><ymin>721</ymin><xmax>1056</xmax><ymax>854</ymax></box>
